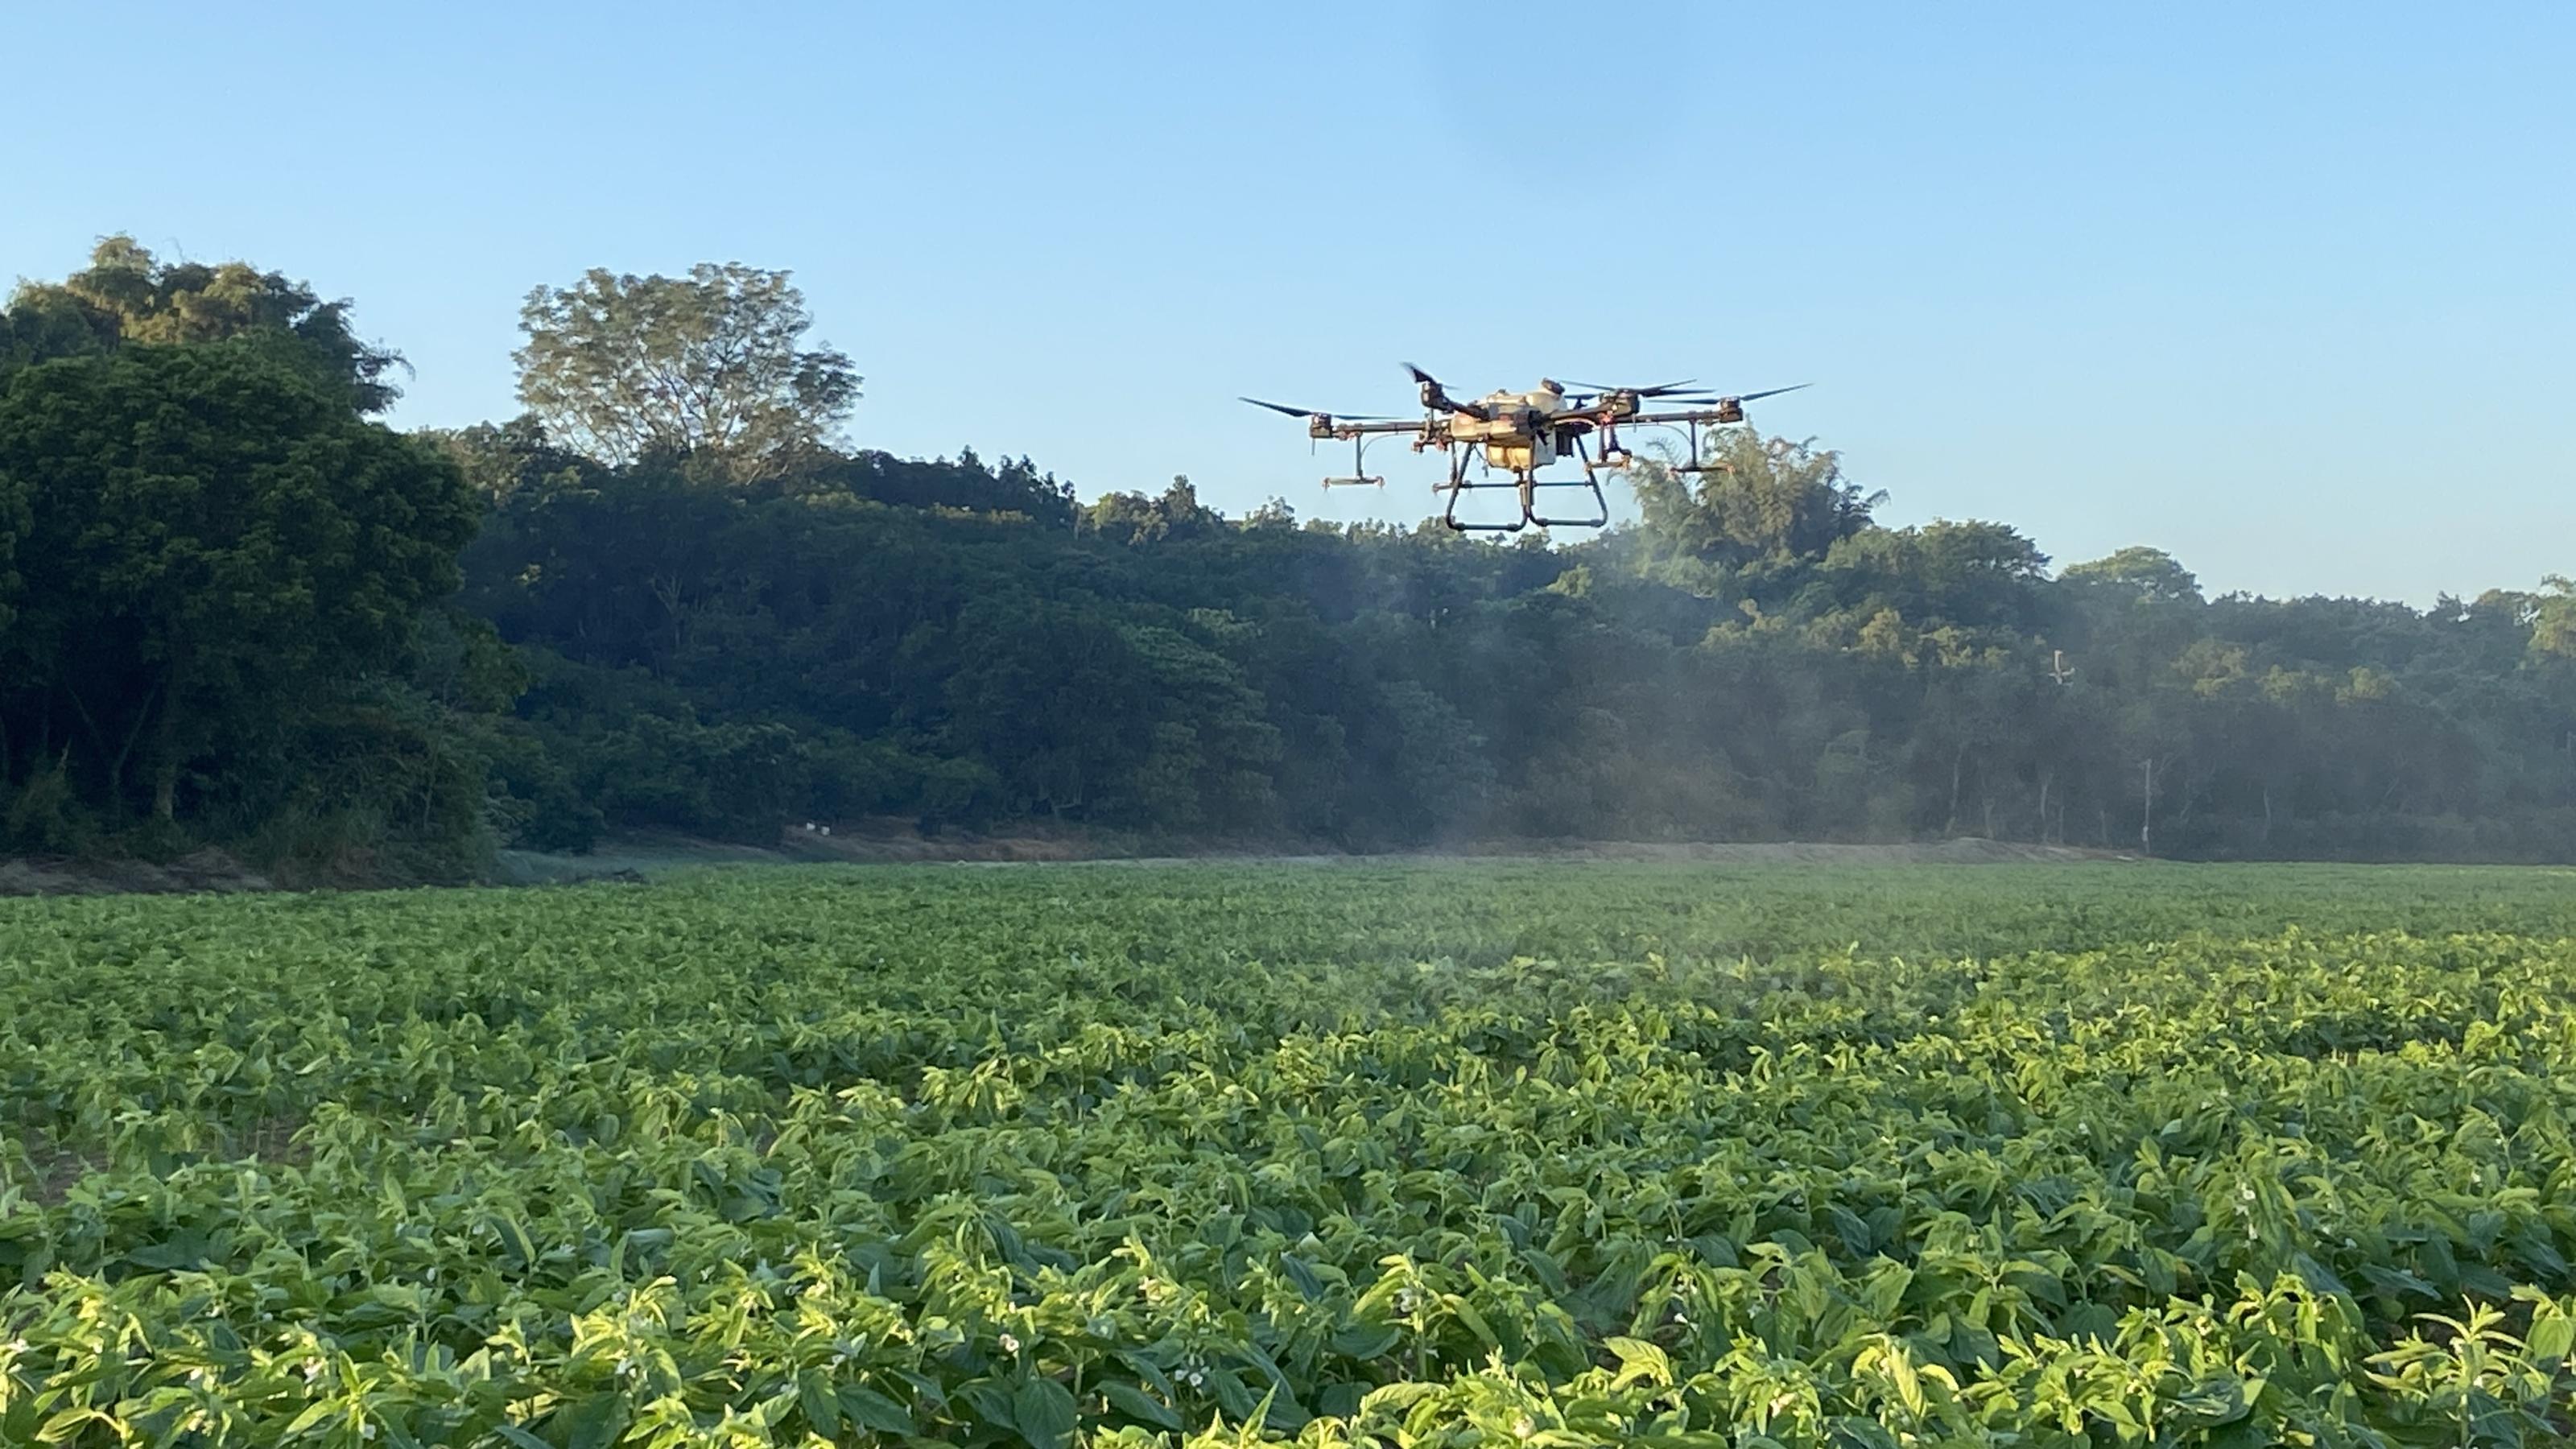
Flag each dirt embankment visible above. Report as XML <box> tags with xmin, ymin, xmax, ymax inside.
<box><xmin>992</xmin><ymin>839</ymin><xmax>2135</xmax><ymax>869</ymax></box>
<box><xmin>1468</xmin><ymin>839</ymin><xmax>2130</xmax><ymax>865</ymax></box>
<box><xmin>1</xmin><ymin>832</ymin><xmax>2131</xmax><ymax>898</ymax></box>
<box><xmin>0</xmin><ymin>848</ymin><xmax>275</xmax><ymax>898</ymax></box>
<box><xmin>574</xmin><ymin>829</ymin><xmax>2134</xmax><ymax>876</ymax></box>
<box><xmin>489</xmin><ymin>824</ymin><xmax>1104</xmax><ymax>886</ymax></box>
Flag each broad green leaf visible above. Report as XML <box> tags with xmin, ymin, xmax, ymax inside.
<box><xmin>1012</xmin><ymin>1377</ymin><xmax>1078</xmax><ymax>1449</ymax></box>
<box><xmin>1331</xmin><ymin>1323</ymin><xmax>1403</xmax><ymax>1360</ymax></box>
<box><xmin>1279</xmin><ymin>1253</ymin><xmax>1327</xmax><ymax>1302</ymax></box>
<box><xmin>798</xmin><ymin>1368</ymin><xmax>839</xmax><ymax>1435</ymax></box>
<box><xmin>1102</xmin><ymin>1381</ymin><xmax>1182</xmax><ymax>1430</ymax></box>
<box><xmin>837</xmin><ymin>1385</ymin><xmax>914</xmax><ymax>1435</ymax></box>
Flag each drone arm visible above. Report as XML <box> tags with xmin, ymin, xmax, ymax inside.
<box><xmin>1628</xmin><ymin>405</ymin><xmax>1752</xmax><ymax>427</ymax></box>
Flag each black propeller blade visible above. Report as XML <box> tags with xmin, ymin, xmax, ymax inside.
<box><xmin>1240</xmin><ymin>397</ymin><xmax>1389</xmax><ymax>420</ymax></box>
<box><xmin>1402</xmin><ymin>362</ymin><xmax>1496</xmax><ymax>421</ymax></box>
<box><xmin>1560</xmin><ymin>378</ymin><xmax>1701</xmax><ymax>398</ymax></box>
<box><xmin>1640</xmin><ymin>384</ymin><xmax>1815</xmax><ymax>407</ymax></box>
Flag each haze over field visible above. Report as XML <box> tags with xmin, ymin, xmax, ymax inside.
<box><xmin>2</xmin><ymin>3</ymin><xmax>2573</xmax><ymax>883</ymax></box>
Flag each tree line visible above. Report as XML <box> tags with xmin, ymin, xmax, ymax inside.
<box><xmin>3</xmin><ymin>236</ymin><xmax>2572</xmax><ymax>877</ymax></box>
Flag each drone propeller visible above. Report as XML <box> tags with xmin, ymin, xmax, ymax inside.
<box><xmin>1561</xmin><ymin>378</ymin><xmax>1701</xmax><ymax>398</ymax></box>
<box><xmin>1629</xmin><ymin>383</ymin><xmax>1816</xmax><ymax>408</ymax></box>
<box><xmin>1240</xmin><ymin>397</ymin><xmax>1390</xmax><ymax>421</ymax></box>
<box><xmin>1402</xmin><ymin>361</ymin><xmax>1496</xmax><ymax>421</ymax></box>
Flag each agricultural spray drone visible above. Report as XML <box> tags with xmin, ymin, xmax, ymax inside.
<box><xmin>1242</xmin><ymin>365</ymin><xmax>1809</xmax><ymax>532</ymax></box>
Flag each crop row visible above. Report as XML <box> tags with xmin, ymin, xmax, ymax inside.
<box><xmin>2</xmin><ymin>863</ymin><xmax>2574</xmax><ymax>1445</ymax></box>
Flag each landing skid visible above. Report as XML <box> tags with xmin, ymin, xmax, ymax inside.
<box><xmin>1438</xmin><ymin>471</ymin><xmax>1608</xmax><ymax>533</ymax></box>
<box><xmin>1437</xmin><ymin>435</ymin><xmax>1612</xmax><ymax>533</ymax></box>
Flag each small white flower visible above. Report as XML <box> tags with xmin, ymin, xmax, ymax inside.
<box><xmin>360</xmin><ymin>1425</ymin><xmax>375</xmax><ymax>1442</ymax></box>
<box><xmin>1514</xmin><ymin>1418</ymin><xmax>1534</xmax><ymax>1439</ymax></box>
<box><xmin>1183</xmin><ymin>1368</ymin><xmax>1206</xmax><ymax>1389</ymax></box>
<box><xmin>2239</xmin><ymin>1187</ymin><xmax>2256</xmax><ymax>1202</ymax></box>
<box><xmin>998</xmin><ymin>1333</ymin><xmax>1022</xmax><ymax>1356</ymax></box>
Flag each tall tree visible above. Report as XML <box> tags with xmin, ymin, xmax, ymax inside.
<box><xmin>0</xmin><ymin>235</ymin><xmax>404</xmax><ymax>411</ymax></box>
<box><xmin>1083</xmin><ymin>476</ymin><xmax>1224</xmax><ymax>544</ymax></box>
<box><xmin>0</xmin><ymin>341</ymin><xmax>476</xmax><ymax>824</ymax></box>
<box><xmin>514</xmin><ymin>263</ymin><xmax>860</xmax><ymax>482</ymax></box>
<box><xmin>2533</xmin><ymin>576</ymin><xmax>2576</xmax><ymax>662</ymax></box>
<box><xmin>1627</xmin><ymin>431</ymin><xmax>1883</xmax><ymax>566</ymax></box>
<box><xmin>2062</xmin><ymin>546</ymin><xmax>2203</xmax><ymax>605</ymax></box>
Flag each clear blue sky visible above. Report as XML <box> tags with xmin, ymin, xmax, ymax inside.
<box><xmin>7</xmin><ymin>1</ymin><xmax>2570</xmax><ymax>605</ymax></box>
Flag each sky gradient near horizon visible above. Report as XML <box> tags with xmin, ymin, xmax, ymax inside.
<box><xmin>6</xmin><ymin>1</ymin><xmax>2571</xmax><ymax>605</ymax></box>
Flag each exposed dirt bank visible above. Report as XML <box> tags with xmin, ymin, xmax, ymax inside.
<box><xmin>967</xmin><ymin>840</ymin><xmax>2136</xmax><ymax>869</ymax></box>
<box><xmin>2</xmin><ymin>832</ymin><xmax>2131</xmax><ymax>898</ymax></box>
<box><xmin>0</xmin><ymin>848</ymin><xmax>275</xmax><ymax>898</ymax></box>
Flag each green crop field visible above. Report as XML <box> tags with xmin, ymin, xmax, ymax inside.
<box><xmin>6</xmin><ymin>862</ymin><xmax>2576</xmax><ymax>1447</ymax></box>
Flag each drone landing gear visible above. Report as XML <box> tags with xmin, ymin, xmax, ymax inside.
<box><xmin>1439</xmin><ymin>471</ymin><xmax>1608</xmax><ymax>532</ymax></box>
<box><xmin>1437</xmin><ymin>446</ymin><xmax>1611</xmax><ymax>533</ymax></box>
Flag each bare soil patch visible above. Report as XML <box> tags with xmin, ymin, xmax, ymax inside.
<box><xmin>964</xmin><ymin>839</ymin><xmax>2136</xmax><ymax>868</ymax></box>
<box><xmin>0</xmin><ymin>847</ymin><xmax>271</xmax><ymax>898</ymax></box>
<box><xmin>6</xmin><ymin>832</ymin><xmax>2128</xmax><ymax>898</ymax></box>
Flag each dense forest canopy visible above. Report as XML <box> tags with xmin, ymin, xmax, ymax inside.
<box><xmin>2</xmin><ymin>235</ymin><xmax>2571</xmax><ymax>876</ymax></box>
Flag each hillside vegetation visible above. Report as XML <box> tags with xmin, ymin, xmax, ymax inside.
<box><xmin>5</xmin><ymin>238</ymin><xmax>2574</xmax><ymax>877</ymax></box>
